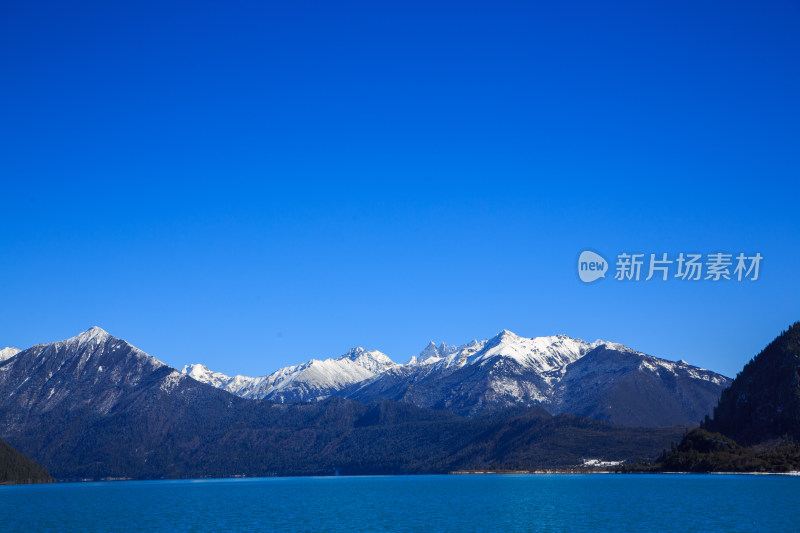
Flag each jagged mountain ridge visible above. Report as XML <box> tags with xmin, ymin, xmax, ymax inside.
<box><xmin>180</xmin><ymin>330</ymin><xmax>602</xmax><ymax>404</ymax></box>
<box><xmin>183</xmin><ymin>346</ymin><xmax>396</xmax><ymax>402</ymax></box>
<box><xmin>184</xmin><ymin>329</ymin><xmax>730</xmax><ymax>426</ymax></box>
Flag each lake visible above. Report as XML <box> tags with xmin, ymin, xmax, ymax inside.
<box><xmin>1</xmin><ymin>474</ymin><xmax>798</xmax><ymax>531</ymax></box>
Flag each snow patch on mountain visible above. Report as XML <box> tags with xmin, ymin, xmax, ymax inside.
<box><xmin>160</xmin><ymin>370</ymin><xmax>186</xmax><ymax>392</ymax></box>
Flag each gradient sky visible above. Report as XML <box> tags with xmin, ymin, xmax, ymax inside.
<box><xmin>1</xmin><ymin>1</ymin><xmax>798</xmax><ymax>378</ymax></box>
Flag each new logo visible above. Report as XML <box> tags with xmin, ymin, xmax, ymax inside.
<box><xmin>578</xmin><ymin>250</ymin><xmax>607</xmax><ymax>283</ymax></box>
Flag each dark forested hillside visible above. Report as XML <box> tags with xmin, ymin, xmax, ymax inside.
<box><xmin>646</xmin><ymin>323</ymin><xmax>800</xmax><ymax>472</ymax></box>
<box><xmin>704</xmin><ymin>322</ymin><xmax>800</xmax><ymax>445</ymax></box>
<box><xmin>3</xmin><ymin>395</ymin><xmax>685</xmax><ymax>480</ymax></box>
<box><xmin>0</xmin><ymin>437</ymin><xmax>53</xmax><ymax>484</ymax></box>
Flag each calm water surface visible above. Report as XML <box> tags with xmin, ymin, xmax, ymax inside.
<box><xmin>1</xmin><ymin>474</ymin><xmax>797</xmax><ymax>532</ymax></box>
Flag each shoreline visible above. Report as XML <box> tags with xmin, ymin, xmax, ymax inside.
<box><xmin>451</xmin><ymin>469</ymin><xmax>800</xmax><ymax>476</ymax></box>
<box><xmin>6</xmin><ymin>470</ymin><xmax>795</xmax><ymax>485</ymax></box>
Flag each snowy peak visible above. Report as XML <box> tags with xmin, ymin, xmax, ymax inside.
<box><xmin>182</xmin><ymin>363</ymin><xmax>233</xmax><ymax>388</ymax></box>
<box><xmin>410</xmin><ymin>339</ymin><xmax>483</xmax><ymax>367</ymax></box>
<box><xmin>418</xmin><ymin>341</ymin><xmax>440</xmax><ymax>362</ymax></box>
<box><xmin>0</xmin><ymin>347</ymin><xmax>21</xmax><ymax>362</ymax></box>
<box><xmin>430</xmin><ymin>331</ymin><xmax>596</xmax><ymax>374</ymax></box>
<box><xmin>339</xmin><ymin>347</ymin><xmax>395</xmax><ymax>373</ymax></box>
<box><xmin>37</xmin><ymin>327</ymin><xmax>169</xmax><ymax>371</ymax></box>
<box><xmin>416</xmin><ymin>341</ymin><xmax>460</xmax><ymax>363</ymax></box>
<box><xmin>497</xmin><ymin>329</ymin><xmax>520</xmax><ymax>340</ymax></box>
<box><xmin>406</xmin><ymin>331</ymin><xmax>601</xmax><ymax>373</ymax></box>
<box><xmin>37</xmin><ymin>326</ymin><xmax>118</xmax><ymax>357</ymax></box>
<box><xmin>482</xmin><ymin>329</ymin><xmax>527</xmax><ymax>348</ymax></box>
<box><xmin>0</xmin><ymin>327</ymin><xmax>186</xmax><ymax>418</ymax></box>
<box><xmin>73</xmin><ymin>326</ymin><xmax>111</xmax><ymax>345</ymax></box>
<box><xmin>183</xmin><ymin>363</ymin><xmax>213</xmax><ymax>379</ymax></box>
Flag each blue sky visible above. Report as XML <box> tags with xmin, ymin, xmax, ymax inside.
<box><xmin>1</xmin><ymin>1</ymin><xmax>798</xmax><ymax>378</ymax></box>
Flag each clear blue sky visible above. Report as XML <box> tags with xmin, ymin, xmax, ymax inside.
<box><xmin>1</xmin><ymin>1</ymin><xmax>798</xmax><ymax>378</ymax></box>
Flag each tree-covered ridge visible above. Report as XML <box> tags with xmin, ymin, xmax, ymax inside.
<box><xmin>645</xmin><ymin>323</ymin><xmax>800</xmax><ymax>472</ymax></box>
<box><xmin>0</xmin><ymin>437</ymin><xmax>53</xmax><ymax>484</ymax></box>
<box><xmin>704</xmin><ymin>322</ymin><xmax>800</xmax><ymax>445</ymax></box>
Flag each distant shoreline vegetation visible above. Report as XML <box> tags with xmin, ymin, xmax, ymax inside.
<box><xmin>13</xmin><ymin>469</ymin><xmax>800</xmax><ymax>484</ymax></box>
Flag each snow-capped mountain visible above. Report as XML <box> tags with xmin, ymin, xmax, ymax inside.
<box><xmin>0</xmin><ymin>347</ymin><xmax>20</xmax><ymax>362</ymax></box>
<box><xmin>185</xmin><ymin>329</ymin><xmax>731</xmax><ymax>426</ymax></box>
<box><xmin>349</xmin><ymin>330</ymin><xmax>730</xmax><ymax>425</ymax></box>
<box><xmin>182</xmin><ymin>347</ymin><xmax>396</xmax><ymax>402</ymax></box>
<box><xmin>402</xmin><ymin>330</ymin><xmax>600</xmax><ymax>379</ymax></box>
<box><xmin>0</xmin><ymin>327</ymin><xmax>190</xmax><ymax>422</ymax></box>
<box><xmin>549</xmin><ymin>344</ymin><xmax>729</xmax><ymax>426</ymax></box>
<box><xmin>0</xmin><ymin>326</ymin><xmax>268</xmax><ymax>479</ymax></box>
<box><xmin>344</xmin><ymin>330</ymin><xmax>603</xmax><ymax>413</ymax></box>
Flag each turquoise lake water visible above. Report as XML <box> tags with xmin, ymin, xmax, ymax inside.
<box><xmin>1</xmin><ymin>474</ymin><xmax>798</xmax><ymax>531</ymax></box>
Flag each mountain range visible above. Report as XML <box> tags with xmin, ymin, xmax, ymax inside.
<box><xmin>0</xmin><ymin>327</ymin><xmax>697</xmax><ymax>479</ymax></box>
<box><xmin>183</xmin><ymin>330</ymin><xmax>730</xmax><ymax>426</ymax></box>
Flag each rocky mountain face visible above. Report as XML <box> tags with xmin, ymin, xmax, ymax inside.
<box><xmin>550</xmin><ymin>345</ymin><xmax>729</xmax><ymax>427</ymax></box>
<box><xmin>186</xmin><ymin>330</ymin><xmax>730</xmax><ymax>426</ymax></box>
<box><xmin>0</xmin><ymin>327</ymin><xmax>685</xmax><ymax>480</ymax></box>
<box><xmin>0</xmin><ymin>327</ymin><xmax>184</xmax><ymax>425</ymax></box>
